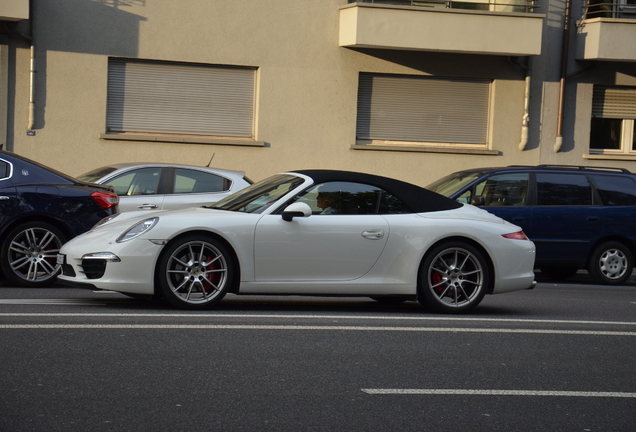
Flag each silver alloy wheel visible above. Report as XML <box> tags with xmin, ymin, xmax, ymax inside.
<box><xmin>427</xmin><ymin>247</ymin><xmax>484</xmax><ymax>308</ymax></box>
<box><xmin>598</xmin><ymin>247</ymin><xmax>628</xmax><ymax>280</ymax></box>
<box><xmin>165</xmin><ymin>240</ymin><xmax>228</xmax><ymax>304</ymax></box>
<box><xmin>8</xmin><ymin>226</ymin><xmax>62</xmax><ymax>283</ymax></box>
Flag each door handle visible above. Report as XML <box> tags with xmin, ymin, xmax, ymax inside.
<box><xmin>511</xmin><ymin>217</ymin><xmax>525</xmax><ymax>222</ymax></box>
<box><xmin>587</xmin><ymin>216</ymin><xmax>600</xmax><ymax>221</ymax></box>
<box><xmin>138</xmin><ymin>204</ymin><xmax>158</xmax><ymax>209</ymax></box>
<box><xmin>0</xmin><ymin>196</ymin><xmax>9</xmax><ymax>200</ymax></box>
<box><xmin>361</xmin><ymin>230</ymin><xmax>385</xmax><ymax>240</ymax></box>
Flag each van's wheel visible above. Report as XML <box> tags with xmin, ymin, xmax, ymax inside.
<box><xmin>588</xmin><ymin>241</ymin><xmax>633</xmax><ymax>285</ymax></box>
<box><xmin>418</xmin><ymin>241</ymin><xmax>489</xmax><ymax>313</ymax></box>
<box><xmin>0</xmin><ymin>222</ymin><xmax>66</xmax><ymax>287</ymax></box>
<box><xmin>157</xmin><ymin>235</ymin><xmax>234</xmax><ymax>309</ymax></box>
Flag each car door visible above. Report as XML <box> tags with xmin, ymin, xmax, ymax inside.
<box><xmin>253</xmin><ymin>182</ymin><xmax>389</xmax><ymax>282</ymax></box>
<box><xmin>530</xmin><ymin>172</ymin><xmax>603</xmax><ymax>263</ymax></box>
<box><xmin>104</xmin><ymin>167</ymin><xmax>164</xmax><ymax>212</ymax></box>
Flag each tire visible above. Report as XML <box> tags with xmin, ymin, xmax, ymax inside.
<box><xmin>418</xmin><ymin>241</ymin><xmax>489</xmax><ymax>313</ymax></box>
<box><xmin>539</xmin><ymin>265</ymin><xmax>578</xmax><ymax>281</ymax></box>
<box><xmin>157</xmin><ymin>235</ymin><xmax>234</xmax><ymax>310</ymax></box>
<box><xmin>588</xmin><ymin>241</ymin><xmax>633</xmax><ymax>286</ymax></box>
<box><xmin>0</xmin><ymin>222</ymin><xmax>66</xmax><ymax>288</ymax></box>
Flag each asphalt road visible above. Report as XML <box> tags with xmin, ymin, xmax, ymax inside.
<box><xmin>1</xmin><ymin>275</ymin><xmax>635</xmax><ymax>432</ymax></box>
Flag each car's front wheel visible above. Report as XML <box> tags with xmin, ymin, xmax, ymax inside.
<box><xmin>588</xmin><ymin>241</ymin><xmax>633</xmax><ymax>285</ymax></box>
<box><xmin>157</xmin><ymin>235</ymin><xmax>234</xmax><ymax>309</ymax></box>
<box><xmin>418</xmin><ymin>241</ymin><xmax>489</xmax><ymax>313</ymax></box>
<box><xmin>0</xmin><ymin>222</ymin><xmax>66</xmax><ymax>288</ymax></box>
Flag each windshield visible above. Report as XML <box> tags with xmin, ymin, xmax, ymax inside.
<box><xmin>425</xmin><ymin>172</ymin><xmax>483</xmax><ymax>198</ymax></box>
<box><xmin>77</xmin><ymin>166</ymin><xmax>118</xmax><ymax>183</ymax></box>
<box><xmin>210</xmin><ymin>173</ymin><xmax>305</xmax><ymax>213</ymax></box>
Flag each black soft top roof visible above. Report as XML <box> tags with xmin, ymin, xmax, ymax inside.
<box><xmin>293</xmin><ymin>169</ymin><xmax>461</xmax><ymax>213</ymax></box>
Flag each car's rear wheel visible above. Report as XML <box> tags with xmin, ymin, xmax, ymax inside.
<box><xmin>157</xmin><ymin>235</ymin><xmax>234</xmax><ymax>309</ymax></box>
<box><xmin>0</xmin><ymin>222</ymin><xmax>66</xmax><ymax>287</ymax></box>
<box><xmin>588</xmin><ymin>241</ymin><xmax>633</xmax><ymax>285</ymax></box>
<box><xmin>418</xmin><ymin>241</ymin><xmax>489</xmax><ymax>313</ymax></box>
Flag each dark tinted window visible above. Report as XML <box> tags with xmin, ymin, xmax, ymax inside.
<box><xmin>536</xmin><ymin>173</ymin><xmax>593</xmax><ymax>206</ymax></box>
<box><xmin>295</xmin><ymin>182</ymin><xmax>410</xmax><ymax>215</ymax></box>
<box><xmin>590</xmin><ymin>174</ymin><xmax>636</xmax><ymax>206</ymax></box>
<box><xmin>0</xmin><ymin>160</ymin><xmax>9</xmax><ymax>179</ymax></box>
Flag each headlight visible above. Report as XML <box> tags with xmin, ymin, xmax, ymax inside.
<box><xmin>116</xmin><ymin>217</ymin><xmax>159</xmax><ymax>243</ymax></box>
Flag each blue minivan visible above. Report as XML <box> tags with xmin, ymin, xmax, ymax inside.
<box><xmin>427</xmin><ymin>165</ymin><xmax>636</xmax><ymax>285</ymax></box>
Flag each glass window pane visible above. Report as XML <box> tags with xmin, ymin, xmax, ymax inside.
<box><xmin>108</xmin><ymin>168</ymin><xmax>161</xmax><ymax>196</ymax></box>
<box><xmin>173</xmin><ymin>169</ymin><xmax>226</xmax><ymax>194</ymax></box>
<box><xmin>591</xmin><ymin>174</ymin><xmax>636</xmax><ymax>206</ymax></box>
<box><xmin>536</xmin><ymin>173</ymin><xmax>592</xmax><ymax>206</ymax></box>
<box><xmin>590</xmin><ymin>118</ymin><xmax>622</xmax><ymax>150</ymax></box>
<box><xmin>0</xmin><ymin>161</ymin><xmax>9</xmax><ymax>179</ymax></box>
<box><xmin>295</xmin><ymin>182</ymin><xmax>410</xmax><ymax>215</ymax></box>
<box><xmin>474</xmin><ymin>173</ymin><xmax>529</xmax><ymax>207</ymax></box>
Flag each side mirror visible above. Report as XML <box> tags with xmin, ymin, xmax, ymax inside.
<box><xmin>282</xmin><ymin>202</ymin><xmax>312</xmax><ymax>222</ymax></box>
<box><xmin>471</xmin><ymin>195</ymin><xmax>486</xmax><ymax>206</ymax></box>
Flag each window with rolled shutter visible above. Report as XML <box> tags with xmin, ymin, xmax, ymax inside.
<box><xmin>107</xmin><ymin>58</ymin><xmax>256</xmax><ymax>138</ymax></box>
<box><xmin>590</xmin><ymin>86</ymin><xmax>636</xmax><ymax>154</ymax></box>
<box><xmin>356</xmin><ymin>73</ymin><xmax>491</xmax><ymax>146</ymax></box>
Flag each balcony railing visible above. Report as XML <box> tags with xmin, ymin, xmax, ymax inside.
<box><xmin>347</xmin><ymin>0</ymin><xmax>539</xmax><ymax>14</ymax></box>
<box><xmin>580</xmin><ymin>0</ymin><xmax>636</xmax><ymax>19</ymax></box>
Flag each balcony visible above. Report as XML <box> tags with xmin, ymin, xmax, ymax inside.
<box><xmin>576</xmin><ymin>1</ymin><xmax>636</xmax><ymax>61</ymax></box>
<box><xmin>339</xmin><ymin>0</ymin><xmax>544</xmax><ymax>56</ymax></box>
<box><xmin>0</xmin><ymin>0</ymin><xmax>29</xmax><ymax>21</ymax></box>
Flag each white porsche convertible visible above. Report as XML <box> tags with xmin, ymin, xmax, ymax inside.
<box><xmin>57</xmin><ymin>170</ymin><xmax>536</xmax><ymax>313</ymax></box>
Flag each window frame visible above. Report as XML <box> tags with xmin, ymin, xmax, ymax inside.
<box><xmin>354</xmin><ymin>72</ymin><xmax>493</xmax><ymax>152</ymax></box>
<box><xmin>590</xmin><ymin>86</ymin><xmax>636</xmax><ymax>156</ymax></box>
<box><xmin>104</xmin><ymin>58</ymin><xmax>262</xmax><ymax>146</ymax></box>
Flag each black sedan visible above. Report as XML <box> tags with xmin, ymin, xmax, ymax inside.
<box><xmin>0</xmin><ymin>150</ymin><xmax>119</xmax><ymax>287</ymax></box>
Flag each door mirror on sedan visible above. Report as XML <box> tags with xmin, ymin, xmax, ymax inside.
<box><xmin>282</xmin><ymin>202</ymin><xmax>312</xmax><ymax>222</ymax></box>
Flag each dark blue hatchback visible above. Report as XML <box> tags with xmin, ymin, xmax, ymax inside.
<box><xmin>0</xmin><ymin>150</ymin><xmax>119</xmax><ymax>287</ymax></box>
<box><xmin>427</xmin><ymin>165</ymin><xmax>636</xmax><ymax>285</ymax></box>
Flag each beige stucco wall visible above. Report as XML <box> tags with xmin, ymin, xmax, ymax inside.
<box><xmin>9</xmin><ymin>0</ymin><xmax>545</xmax><ymax>187</ymax></box>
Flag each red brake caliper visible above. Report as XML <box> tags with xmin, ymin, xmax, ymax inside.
<box><xmin>431</xmin><ymin>271</ymin><xmax>445</xmax><ymax>294</ymax></box>
<box><xmin>201</xmin><ymin>255</ymin><xmax>216</xmax><ymax>292</ymax></box>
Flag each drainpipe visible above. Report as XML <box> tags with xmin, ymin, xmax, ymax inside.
<box><xmin>509</xmin><ymin>57</ymin><xmax>532</xmax><ymax>151</ymax></box>
<box><xmin>28</xmin><ymin>0</ymin><xmax>35</xmax><ymax>130</ymax></box>
<box><xmin>520</xmin><ymin>68</ymin><xmax>531</xmax><ymax>151</ymax></box>
<box><xmin>555</xmin><ymin>0</ymin><xmax>573</xmax><ymax>153</ymax></box>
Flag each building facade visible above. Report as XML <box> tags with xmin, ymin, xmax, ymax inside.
<box><xmin>1</xmin><ymin>0</ymin><xmax>636</xmax><ymax>186</ymax></box>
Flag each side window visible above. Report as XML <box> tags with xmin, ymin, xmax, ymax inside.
<box><xmin>474</xmin><ymin>173</ymin><xmax>529</xmax><ymax>207</ymax></box>
<box><xmin>293</xmin><ymin>182</ymin><xmax>410</xmax><ymax>215</ymax></box>
<box><xmin>173</xmin><ymin>169</ymin><xmax>228</xmax><ymax>194</ymax></box>
<box><xmin>590</xmin><ymin>174</ymin><xmax>636</xmax><ymax>206</ymax></box>
<box><xmin>536</xmin><ymin>173</ymin><xmax>592</xmax><ymax>206</ymax></box>
<box><xmin>0</xmin><ymin>160</ymin><xmax>9</xmax><ymax>180</ymax></box>
<box><xmin>107</xmin><ymin>167</ymin><xmax>161</xmax><ymax>196</ymax></box>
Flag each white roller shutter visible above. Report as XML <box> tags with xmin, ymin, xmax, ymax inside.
<box><xmin>357</xmin><ymin>73</ymin><xmax>490</xmax><ymax>145</ymax></box>
<box><xmin>593</xmin><ymin>86</ymin><xmax>636</xmax><ymax>119</ymax></box>
<box><xmin>107</xmin><ymin>59</ymin><xmax>255</xmax><ymax>137</ymax></box>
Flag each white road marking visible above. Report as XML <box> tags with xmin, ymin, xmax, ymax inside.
<box><xmin>361</xmin><ymin>389</ymin><xmax>636</xmax><ymax>398</ymax></box>
<box><xmin>0</xmin><ymin>311</ymin><xmax>635</xmax><ymax>327</ymax></box>
<box><xmin>0</xmin><ymin>299</ymin><xmax>106</xmax><ymax>305</ymax></box>
<box><xmin>0</xmin><ymin>324</ymin><xmax>635</xmax><ymax>336</ymax></box>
